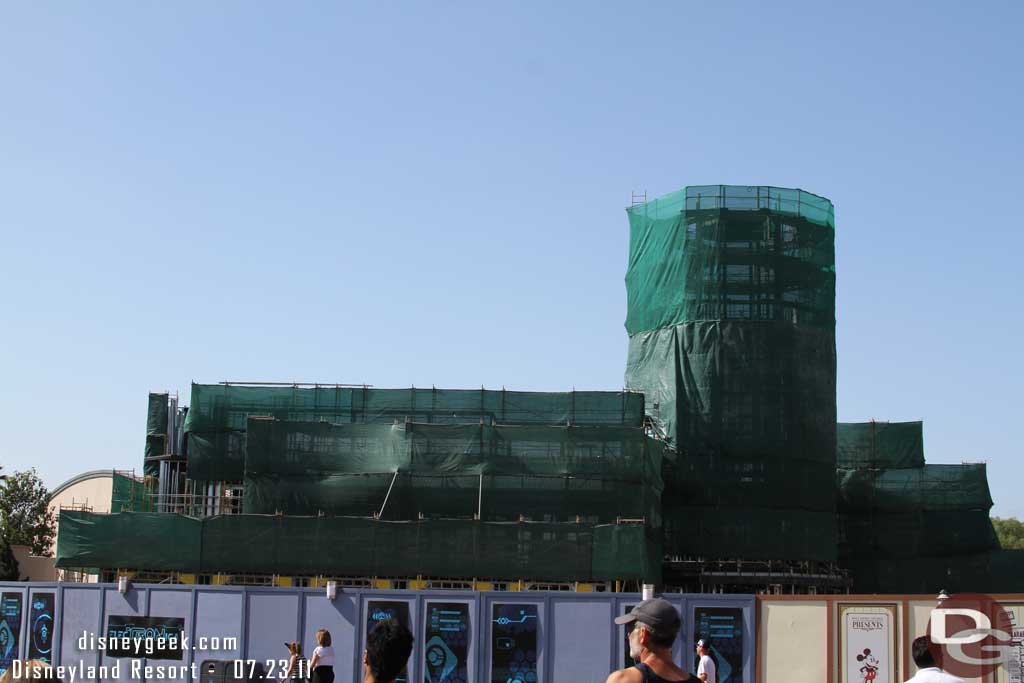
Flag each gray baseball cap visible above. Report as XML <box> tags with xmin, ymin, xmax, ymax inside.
<box><xmin>614</xmin><ymin>598</ymin><xmax>681</xmax><ymax>637</ymax></box>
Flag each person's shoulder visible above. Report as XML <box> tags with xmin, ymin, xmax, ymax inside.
<box><xmin>606</xmin><ymin>665</ymin><xmax>643</xmax><ymax>683</ymax></box>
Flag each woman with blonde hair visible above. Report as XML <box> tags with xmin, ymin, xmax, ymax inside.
<box><xmin>307</xmin><ymin>629</ymin><xmax>335</xmax><ymax>683</ymax></box>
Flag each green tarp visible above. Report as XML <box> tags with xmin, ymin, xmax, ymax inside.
<box><xmin>836</xmin><ymin>461</ymin><xmax>1000</xmax><ymax>591</ymax></box>
<box><xmin>837</xmin><ymin>464</ymin><xmax>993</xmax><ymax>512</ymax></box>
<box><xmin>111</xmin><ymin>473</ymin><xmax>155</xmax><ymax>513</ymax></box>
<box><xmin>663</xmin><ymin>505</ymin><xmax>837</xmax><ymax>562</ymax></box>
<box><xmin>623</xmin><ymin>186</ymin><xmax>838</xmax><ymax>564</ymax></box>
<box><xmin>56</xmin><ymin>511</ymin><xmax>659</xmax><ymax>582</ymax></box>
<box><xmin>243</xmin><ymin>419</ymin><xmax>664</xmax><ymax>524</ymax></box>
<box><xmin>839</xmin><ymin>510</ymin><xmax>998</xmax><ymax>559</ymax></box>
<box><xmin>184</xmin><ymin>384</ymin><xmax>645</xmax><ymax>481</ymax></box>
<box><xmin>144</xmin><ymin>393</ymin><xmax>168</xmax><ymax>476</ymax></box>
<box><xmin>55</xmin><ymin>511</ymin><xmax>201</xmax><ymax>572</ymax></box>
<box><xmin>837</xmin><ymin>421</ymin><xmax>924</xmax><ymax>469</ymax></box>
<box><xmin>625</xmin><ymin>185</ymin><xmax>835</xmax><ymax>335</ymax></box>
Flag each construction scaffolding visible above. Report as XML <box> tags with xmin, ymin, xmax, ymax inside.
<box><xmin>624</xmin><ymin>185</ymin><xmax>838</xmax><ymax>565</ymax></box>
<box><xmin>836</xmin><ymin>421</ymin><xmax>1002</xmax><ymax>593</ymax></box>
<box><xmin>243</xmin><ymin>418</ymin><xmax>664</xmax><ymax>525</ymax></box>
<box><xmin>56</xmin><ymin>511</ymin><xmax>660</xmax><ymax>583</ymax></box>
<box><xmin>183</xmin><ymin>384</ymin><xmax>645</xmax><ymax>482</ymax></box>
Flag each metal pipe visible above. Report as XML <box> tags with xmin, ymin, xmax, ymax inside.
<box><xmin>218</xmin><ymin>381</ymin><xmax>372</xmax><ymax>387</ymax></box>
<box><xmin>477</xmin><ymin>473</ymin><xmax>484</xmax><ymax>520</ymax></box>
<box><xmin>378</xmin><ymin>470</ymin><xmax>399</xmax><ymax>518</ymax></box>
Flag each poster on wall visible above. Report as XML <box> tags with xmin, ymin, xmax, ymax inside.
<box><xmin>366</xmin><ymin>601</ymin><xmax>411</xmax><ymax>683</ymax></box>
<box><xmin>693</xmin><ymin>606</ymin><xmax>744</xmax><ymax>683</ymax></box>
<box><xmin>838</xmin><ymin>604</ymin><xmax>897</xmax><ymax>683</ymax></box>
<box><xmin>27</xmin><ymin>593</ymin><xmax>54</xmax><ymax>664</ymax></box>
<box><xmin>424</xmin><ymin>602</ymin><xmax>469</xmax><ymax>683</ymax></box>
<box><xmin>0</xmin><ymin>593</ymin><xmax>24</xmax><ymax>678</ymax></box>
<box><xmin>105</xmin><ymin>616</ymin><xmax>185</xmax><ymax>660</ymax></box>
<box><xmin>490</xmin><ymin>603</ymin><xmax>538</xmax><ymax>683</ymax></box>
<box><xmin>995</xmin><ymin>603</ymin><xmax>1024</xmax><ymax>683</ymax></box>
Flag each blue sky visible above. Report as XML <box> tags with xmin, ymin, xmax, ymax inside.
<box><xmin>1</xmin><ymin>2</ymin><xmax>1021</xmax><ymax>518</ymax></box>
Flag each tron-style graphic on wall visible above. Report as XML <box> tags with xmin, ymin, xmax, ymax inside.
<box><xmin>490</xmin><ymin>604</ymin><xmax>537</xmax><ymax>683</ymax></box>
<box><xmin>28</xmin><ymin>594</ymin><xmax>54</xmax><ymax>664</ymax></box>
<box><xmin>694</xmin><ymin>607</ymin><xmax>744</xmax><ymax>683</ymax></box>
<box><xmin>0</xmin><ymin>593</ymin><xmax>23</xmax><ymax>678</ymax></box>
<box><xmin>366</xmin><ymin>601</ymin><xmax>411</xmax><ymax>683</ymax></box>
<box><xmin>424</xmin><ymin>602</ymin><xmax>469</xmax><ymax>683</ymax></box>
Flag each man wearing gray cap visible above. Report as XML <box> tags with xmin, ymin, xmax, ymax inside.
<box><xmin>606</xmin><ymin>598</ymin><xmax>699</xmax><ymax>683</ymax></box>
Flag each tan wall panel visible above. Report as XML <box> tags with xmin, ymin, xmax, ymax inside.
<box><xmin>12</xmin><ymin>545</ymin><xmax>56</xmax><ymax>581</ymax></box>
<box><xmin>760</xmin><ymin>600</ymin><xmax>828</xmax><ymax>683</ymax></box>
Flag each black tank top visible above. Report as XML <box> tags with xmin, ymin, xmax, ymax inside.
<box><xmin>635</xmin><ymin>662</ymin><xmax>697</xmax><ymax>683</ymax></box>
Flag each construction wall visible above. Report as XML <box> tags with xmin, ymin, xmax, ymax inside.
<box><xmin>756</xmin><ymin>595</ymin><xmax>1024</xmax><ymax>683</ymax></box>
<box><xmin>0</xmin><ymin>582</ymin><xmax>754</xmax><ymax>683</ymax></box>
<box><xmin>4</xmin><ymin>582</ymin><xmax>1020</xmax><ymax>682</ymax></box>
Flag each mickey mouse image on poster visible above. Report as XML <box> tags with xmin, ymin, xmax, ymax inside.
<box><xmin>856</xmin><ymin>648</ymin><xmax>880</xmax><ymax>683</ymax></box>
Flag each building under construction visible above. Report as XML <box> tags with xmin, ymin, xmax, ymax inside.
<box><xmin>56</xmin><ymin>185</ymin><xmax>1024</xmax><ymax>594</ymax></box>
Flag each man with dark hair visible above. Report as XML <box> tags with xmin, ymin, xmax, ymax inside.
<box><xmin>363</xmin><ymin>618</ymin><xmax>414</xmax><ymax>683</ymax></box>
<box><xmin>607</xmin><ymin>598</ymin><xmax>699</xmax><ymax>683</ymax></box>
<box><xmin>901</xmin><ymin>636</ymin><xmax>965</xmax><ymax>683</ymax></box>
<box><xmin>696</xmin><ymin>639</ymin><xmax>716</xmax><ymax>683</ymax></box>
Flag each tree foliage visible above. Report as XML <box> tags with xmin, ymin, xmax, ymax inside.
<box><xmin>992</xmin><ymin>517</ymin><xmax>1024</xmax><ymax>550</ymax></box>
<box><xmin>0</xmin><ymin>536</ymin><xmax>19</xmax><ymax>581</ymax></box>
<box><xmin>0</xmin><ymin>468</ymin><xmax>56</xmax><ymax>556</ymax></box>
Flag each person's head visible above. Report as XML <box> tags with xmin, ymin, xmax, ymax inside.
<box><xmin>364</xmin><ymin>618</ymin><xmax>414</xmax><ymax>682</ymax></box>
<box><xmin>316</xmin><ymin>629</ymin><xmax>332</xmax><ymax>647</ymax></box>
<box><xmin>696</xmin><ymin>639</ymin><xmax>710</xmax><ymax>656</ymax></box>
<box><xmin>614</xmin><ymin>598</ymin><xmax>681</xmax><ymax>658</ymax></box>
<box><xmin>912</xmin><ymin>636</ymin><xmax>938</xmax><ymax>669</ymax></box>
<box><xmin>285</xmin><ymin>641</ymin><xmax>303</xmax><ymax>657</ymax></box>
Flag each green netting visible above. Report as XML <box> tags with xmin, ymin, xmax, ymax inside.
<box><xmin>849</xmin><ymin>554</ymin><xmax>993</xmax><ymax>594</ymax></box>
<box><xmin>625</xmin><ymin>185</ymin><xmax>835</xmax><ymax>336</ymax></box>
<box><xmin>55</xmin><ymin>510</ymin><xmax>201</xmax><ymax>572</ymax></box>
<box><xmin>56</xmin><ymin>511</ymin><xmax>659</xmax><ymax>582</ymax></box>
<box><xmin>625</xmin><ymin>322</ymin><xmax>836</xmax><ymax>457</ymax></box>
<box><xmin>839</xmin><ymin>510</ymin><xmax>998</xmax><ymax>559</ymax></box>
<box><xmin>111</xmin><ymin>473</ymin><xmax>155</xmax><ymax>513</ymax></box>
<box><xmin>183</xmin><ymin>384</ymin><xmax>644</xmax><ymax>481</ymax></box>
<box><xmin>243</xmin><ymin>419</ymin><xmax>664</xmax><ymax>525</ymax></box>
<box><xmin>592</xmin><ymin>524</ymin><xmax>663</xmax><ymax>583</ymax></box>
<box><xmin>837</xmin><ymin>461</ymin><xmax>998</xmax><ymax>591</ymax></box>
<box><xmin>989</xmin><ymin>550</ymin><xmax>1024</xmax><ymax>592</ymax></box>
<box><xmin>623</xmin><ymin>186</ymin><xmax>837</xmax><ymax>565</ymax></box>
<box><xmin>144</xmin><ymin>393</ymin><xmax>168</xmax><ymax>476</ymax></box>
<box><xmin>847</xmin><ymin>550</ymin><xmax>1024</xmax><ymax>594</ymax></box>
<box><xmin>837</xmin><ymin>464</ymin><xmax>993</xmax><ymax>512</ymax></box>
<box><xmin>663</xmin><ymin>504</ymin><xmax>837</xmax><ymax>562</ymax></box>
<box><xmin>837</xmin><ymin>422</ymin><xmax>924</xmax><ymax>469</ymax></box>
<box><xmin>667</xmin><ymin>454</ymin><xmax>835</xmax><ymax>512</ymax></box>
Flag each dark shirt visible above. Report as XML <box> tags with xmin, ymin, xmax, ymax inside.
<box><xmin>635</xmin><ymin>662</ymin><xmax>698</xmax><ymax>683</ymax></box>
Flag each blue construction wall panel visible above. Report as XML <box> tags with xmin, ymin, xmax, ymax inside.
<box><xmin>244</xmin><ymin>591</ymin><xmax>299</xmax><ymax>667</ymax></box>
<box><xmin>303</xmin><ymin>593</ymin><xmax>358</xmax><ymax>682</ymax></box>
<box><xmin>2</xmin><ymin>583</ymin><xmax>755</xmax><ymax>683</ymax></box>
<box><xmin>193</xmin><ymin>590</ymin><xmax>243</xmax><ymax>669</ymax></box>
<box><xmin>550</xmin><ymin>598</ymin><xmax>611</xmax><ymax>683</ymax></box>
<box><xmin>58</xmin><ymin>587</ymin><xmax>100</xmax><ymax>671</ymax></box>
